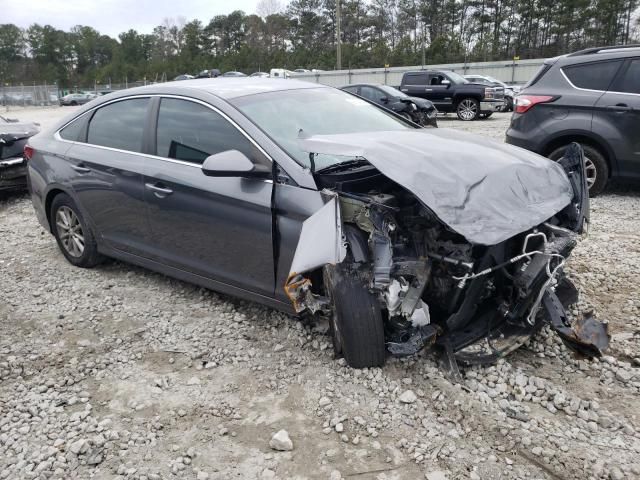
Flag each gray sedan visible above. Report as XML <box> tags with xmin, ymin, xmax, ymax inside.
<box><xmin>26</xmin><ymin>78</ymin><xmax>605</xmax><ymax>369</ymax></box>
<box><xmin>59</xmin><ymin>93</ymin><xmax>96</xmax><ymax>106</ymax></box>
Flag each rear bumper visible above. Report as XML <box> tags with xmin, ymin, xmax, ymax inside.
<box><xmin>0</xmin><ymin>156</ymin><xmax>27</xmax><ymax>191</ymax></box>
<box><xmin>505</xmin><ymin>127</ymin><xmax>545</xmax><ymax>153</ymax></box>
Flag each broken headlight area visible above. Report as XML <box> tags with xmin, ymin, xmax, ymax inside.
<box><xmin>285</xmin><ymin>160</ymin><xmax>608</xmax><ymax>368</ymax></box>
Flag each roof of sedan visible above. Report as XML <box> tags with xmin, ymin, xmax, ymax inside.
<box><xmin>128</xmin><ymin>77</ymin><xmax>325</xmax><ymax>99</ymax></box>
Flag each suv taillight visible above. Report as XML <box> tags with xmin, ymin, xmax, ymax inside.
<box><xmin>484</xmin><ymin>87</ymin><xmax>494</xmax><ymax>99</ymax></box>
<box><xmin>514</xmin><ymin>95</ymin><xmax>555</xmax><ymax>114</ymax></box>
<box><xmin>23</xmin><ymin>145</ymin><xmax>34</xmax><ymax>161</ymax></box>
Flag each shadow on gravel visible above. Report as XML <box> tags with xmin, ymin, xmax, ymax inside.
<box><xmin>0</xmin><ymin>188</ymin><xmax>28</xmax><ymax>206</ymax></box>
<box><xmin>603</xmin><ymin>179</ymin><xmax>640</xmax><ymax>197</ymax></box>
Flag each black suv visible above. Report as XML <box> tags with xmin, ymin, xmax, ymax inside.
<box><xmin>506</xmin><ymin>45</ymin><xmax>640</xmax><ymax>195</ymax></box>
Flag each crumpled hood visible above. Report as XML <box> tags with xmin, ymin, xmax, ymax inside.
<box><xmin>299</xmin><ymin>128</ymin><xmax>573</xmax><ymax>245</ymax></box>
<box><xmin>407</xmin><ymin>96</ymin><xmax>435</xmax><ymax>110</ymax></box>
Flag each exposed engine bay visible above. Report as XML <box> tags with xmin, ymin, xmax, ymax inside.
<box><xmin>285</xmin><ymin>142</ymin><xmax>609</xmax><ymax>369</ymax></box>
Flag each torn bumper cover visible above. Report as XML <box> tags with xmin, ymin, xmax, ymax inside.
<box><xmin>285</xmin><ymin>196</ymin><xmax>345</xmax><ymax>313</ymax></box>
<box><xmin>285</xmin><ymin>131</ymin><xmax>608</xmax><ymax>364</ymax></box>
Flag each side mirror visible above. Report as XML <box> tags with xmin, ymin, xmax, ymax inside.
<box><xmin>201</xmin><ymin>150</ymin><xmax>271</xmax><ymax>179</ymax></box>
<box><xmin>441</xmin><ymin>79</ymin><xmax>451</xmax><ymax>86</ymax></box>
<box><xmin>379</xmin><ymin>96</ymin><xmax>389</xmax><ymax>103</ymax></box>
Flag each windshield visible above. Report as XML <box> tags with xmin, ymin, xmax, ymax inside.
<box><xmin>232</xmin><ymin>87</ymin><xmax>411</xmax><ymax>169</ymax></box>
<box><xmin>378</xmin><ymin>85</ymin><xmax>408</xmax><ymax>98</ymax></box>
<box><xmin>446</xmin><ymin>71</ymin><xmax>468</xmax><ymax>84</ymax></box>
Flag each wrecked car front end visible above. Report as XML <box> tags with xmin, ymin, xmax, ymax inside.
<box><xmin>285</xmin><ymin>129</ymin><xmax>607</xmax><ymax>368</ymax></box>
<box><xmin>0</xmin><ymin>118</ymin><xmax>39</xmax><ymax>192</ymax></box>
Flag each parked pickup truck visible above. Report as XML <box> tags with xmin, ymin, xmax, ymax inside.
<box><xmin>399</xmin><ymin>70</ymin><xmax>504</xmax><ymax>120</ymax></box>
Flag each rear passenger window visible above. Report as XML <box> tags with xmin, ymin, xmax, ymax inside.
<box><xmin>611</xmin><ymin>59</ymin><xmax>640</xmax><ymax>94</ymax></box>
<box><xmin>155</xmin><ymin>98</ymin><xmax>264</xmax><ymax>165</ymax></box>
<box><xmin>562</xmin><ymin>60</ymin><xmax>622</xmax><ymax>91</ymax></box>
<box><xmin>87</xmin><ymin>98</ymin><xmax>149</xmax><ymax>152</ymax></box>
<box><xmin>405</xmin><ymin>73</ymin><xmax>427</xmax><ymax>85</ymax></box>
<box><xmin>59</xmin><ymin>116</ymin><xmax>86</xmax><ymax>141</ymax></box>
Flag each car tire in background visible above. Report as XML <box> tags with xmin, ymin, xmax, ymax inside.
<box><xmin>456</xmin><ymin>98</ymin><xmax>480</xmax><ymax>121</ymax></box>
<box><xmin>325</xmin><ymin>264</ymin><xmax>386</xmax><ymax>368</ymax></box>
<box><xmin>479</xmin><ymin>112</ymin><xmax>493</xmax><ymax>119</ymax></box>
<box><xmin>50</xmin><ymin>193</ymin><xmax>103</xmax><ymax>268</ymax></box>
<box><xmin>548</xmin><ymin>144</ymin><xmax>609</xmax><ymax>196</ymax></box>
<box><xmin>505</xmin><ymin>97</ymin><xmax>514</xmax><ymax>112</ymax></box>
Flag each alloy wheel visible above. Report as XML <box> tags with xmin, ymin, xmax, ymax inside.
<box><xmin>55</xmin><ymin>206</ymin><xmax>85</xmax><ymax>258</ymax></box>
<box><xmin>584</xmin><ymin>157</ymin><xmax>597</xmax><ymax>189</ymax></box>
<box><xmin>458</xmin><ymin>99</ymin><xmax>477</xmax><ymax>120</ymax></box>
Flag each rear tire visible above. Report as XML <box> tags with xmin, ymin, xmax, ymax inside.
<box><xmin>50</xmin><ymin>193</ymin><xmax>103</xmax><ymax>268</ymax></box>
<box><xmin>548</xmin><ymin>144</ymin><xmax>608</xmax><ymax>196</ymax></box>
<box><xmin>456</xmin><ymin>98</ymin><xmax>480</xmax><ymax>121</ymax></box>
<box><xmin>326</xmin><ymin>266</ymin><xmax>386</xmax><ymax>368</ymax></box>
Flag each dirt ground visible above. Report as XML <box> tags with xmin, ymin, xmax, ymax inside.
<box><xmin>1</xmin><ymin>106</ymin><xmax>639</xmax><ymax>480</ymax></box>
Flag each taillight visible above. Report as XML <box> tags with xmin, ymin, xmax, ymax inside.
<box><xmin>23</xmin><ymin>145</ymin><xmax>34</xmax><ymax>161</ymax></box>
<box><xmin>514</xmin><ymin>95</ymin><xmax>555</xmax><ymax>114</ymax></box>
<box><xmin>484</xmin><ymin>87</ymin><xmax>494</xmax><ymax>99</ymax></box>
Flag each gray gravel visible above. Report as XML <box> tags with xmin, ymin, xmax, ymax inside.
<box><xmin>1</xmin><ymin>108</ymin><xmax>639</xmax><ymax>479</ymax></box>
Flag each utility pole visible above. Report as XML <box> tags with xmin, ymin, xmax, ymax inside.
<box><xmin>336</xmin><ymin>0</ymin><xmax>342</xmax><ymax>70</ymax></box>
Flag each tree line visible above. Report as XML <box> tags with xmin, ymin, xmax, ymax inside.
<box><xmin>0</xmin><ymin>0</ymin><xmax>638</xmax><ymax>87</ymax></box>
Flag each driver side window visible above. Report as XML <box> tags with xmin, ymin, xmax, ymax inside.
<box><xmin>155</xmin><ymin>98</ymin><xmax>266</xmax><ymax>166</ymax></box>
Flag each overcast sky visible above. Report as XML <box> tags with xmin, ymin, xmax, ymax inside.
<box><xmin>3</xmin><ymin>0</ymin><xmax>260</xmax><ymax>37</ymax></box>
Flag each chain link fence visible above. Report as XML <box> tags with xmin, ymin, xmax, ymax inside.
<box><xmin>2</xmin><ymin>58</ymin><xmax>546</xmax><ymax>111</ymax></box>
<box><xmin>1</xmin><ymin>84</ymin><xmax>59</xmax><ymax>108</ymax></box>
<box><xmin>0</xmin><ymin>81</ymin><xmax>154</xmax><ymax>111</ymax></box>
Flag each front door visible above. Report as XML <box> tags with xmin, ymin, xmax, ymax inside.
<box><xmin>594</xmin><ymin>58</ymin><xmax>640</xmax><ymax>179</ymax></box>
<box><xmin>425</xmin><ymin>73</ymin><xmax>452</xmax><ymax>110</ymax></box>
<box><xmin>143</xmin><ymin>97</ymin><xmax>275</xmax><ymax>296</ymax></box>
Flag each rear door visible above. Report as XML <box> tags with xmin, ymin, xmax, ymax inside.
<box><xmin>64</xmin><ymin>97</ymin><xmax>152</xmax><ymax>256</ymax></box>
<box><xmin>593</xmin><ymin>57</ymin><xmax>640</xmax><ymax>178</ymax></box>
<box><xmin>400</xmin><ymin>72</ymin><xmax>429</xmax><ymax>97</ymax></box>
<box><xmin>143</xmin><ymin>96</ymin><xmax>275</xmax><ymax>296</ymax></box>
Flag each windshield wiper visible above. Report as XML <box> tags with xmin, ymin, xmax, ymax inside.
<box><xmin>315</xmin><ymin>158</ymin><xmax>371</xmax><ymax>174</ymax></box>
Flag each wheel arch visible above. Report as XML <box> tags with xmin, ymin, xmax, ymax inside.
<box><xmin>541</xmin><ymin>132</ymin><xmax>615</xmax><ymax>178</ymax></box>
<box><xmin>44</xmin><ymin>188</ymin><xmax>69</xmax><ymax>233</ymax></box>
<box><xmin>453</xmin><ymin>93</ymin><xmax>482</xmax><ymax>106</ymax></box>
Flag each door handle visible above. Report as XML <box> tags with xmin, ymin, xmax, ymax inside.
<box><xmin>605</xmin><ymin>104</ymin><xmax>632</xmax><ymax>112</ymax></box>
<box><xmin>71</xmin><ymin>164</ymin><xmax>91</xmax><ymax>173</ymax></box>
<box><xmin>145</xmin><ymin>183</ymin><xmax>173</xmax><ymax>197</ymax></box>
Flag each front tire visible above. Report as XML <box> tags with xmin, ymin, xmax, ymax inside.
<box><xmin>548</xmin><ymin>144</ymin><xmax>608</xmax><ymax>196</ymax></box>
<box><xmin>326</xmin><ymin>266</ymin><xmax>386</xmax><ymax>368</ymax></box>
<box><xmin>456</xmin><ymin>98</ymin><xmax>480</xmax><ymax>121</ymax></box>
<box><xmin>51</xmin><ymin>193</ymin><xmax>103</xmax><ymax>268</ymax></box>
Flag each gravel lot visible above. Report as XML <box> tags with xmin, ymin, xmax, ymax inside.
<box><xmin>1</xmin><ymin>107</ymin><xmax>639</xmax><ymax>480</ymax></box>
